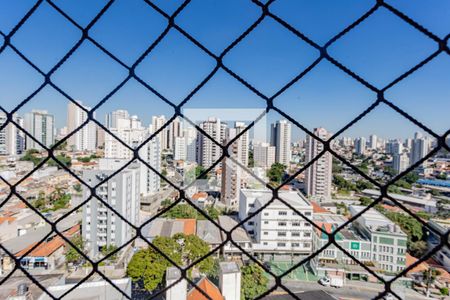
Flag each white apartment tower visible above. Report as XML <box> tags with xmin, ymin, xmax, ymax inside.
<box><xmin>197</xmin><ymin>117</ymin><xmax>227</xmax><ymax>168</ymax></box>
<box><xmin>354</xmin><ymin>137</ymin><xmax>367</xmax><ymax>155</ymax></box>
<box><xmin>270</xmin><ymin>120</ymin><xmax>291</xmax><ymax>166</ymax></box>
<box><xmin>0</xmin><ymin>113</ymin><xmax>24</xmax><ymax>155</ymax></box>
<box><xmin>104</xmin><ymin>112</ymin><xmax>161</xmax><ymax>196</ymax></box>
<box><xmin>369</xmin><ymin>134</ymin><xmax>378</xmax><ymax>150</ymax></box>
<box><xmin>393</xmin><ymin>153</ymin><xmax>410</xmax><ymax>174</ymax></box>
<box><xmin>24</xmin><ymin>110</ymin><xmax>55</xmax><ymax>150</ymax></box>
<box><xmin>106</xmin><ymin>109</ymin><xmax>130</xmax><ymax>128</ymax></box>
<box><xmin>253</xmin><ymin>142</ymin><xmax>275</xmax><ymax>169</ymax></box>
<box><xmin>82</xmin><ymin>163</ymin><xmax>140</xmax><ymax>257</ymax></box>
<box><xmin>410</xmin><ymin>132</ymin><xmax>429</xmax><ymax>165</ymax></box>
<box><xmin>67</xmin><ymin>101</ymin><xmax>97</xmax><ymax>151</ymax></box>
<box><xmin>234</xmin><ymin>122</ymin><xmax>249</xmax><ymax>167</ymax></box>
<box><xmin>305</xmin><ymin>128</ymin><xmax>332</xmax><ymax>201</ymax></box>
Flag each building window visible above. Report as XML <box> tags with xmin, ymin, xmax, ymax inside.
<box><xmin>278</xmin><ymin>221</ymin><xmax>287</xmax><ymax>226</ymax></box>
<box><xmin>292</xmin><ymin>243</ymin><xmax>300</xmax><ymax>247</ymax></box>
<box><xmin>277</xmin><ymin>242</ymin><xmax>286</xmax><ymax>247</ymax></box>
<box><xmin>304</xmin><ymin>232</ymin><xmax>311</xmax><ymax>238</ymax></box>
<box><xmin>264</xmin><ymin>232</ymin><xmax>268</xmax><ymax>235</ymax></box>
<box><xmin>292</xmin><ymin>232</ymin><xmax>300</xmax><ymax>237</ymax></box>
<box><xmin>264</xmin><ymin>221</ymin><xmax>269</xmax><ymax>224</ymax></box>
<box><xmin>305</xmin><ymin>212</ymin><xmax>312</xmax><ymax>216</ymax></box>
<box><xmin>292</xmin><ymin>222</ymin><xmax>301</xmax><ymax>227</ymax></box>
<box><xmin>278</xmin><ymin>211</ymin><xmax>287</xmax><ymax>216</ymax></box>
<box><xmin>278</xmin><ymin>232</ymin><xmax>287</xmax><ymax>237</ymax></box>
<box><xmin>304</xmin><ymin>223</ymin><xmax>311</xmax><ymax>227</ymax></box>
<box><xmin>263</xmin><ymin>242</ymin><xmax>268</xmax><ymax>245</ymax></box>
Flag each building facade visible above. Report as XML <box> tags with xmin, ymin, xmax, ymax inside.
<box><xmin>82</xmin><ymin>164</ymin><xmax>140</xmax><ymax>257</ymax></box>
<box><xmin>24</xmin><ymin>110</ymin><xmax>54</xmax><ymax>150</ymax></box>
<box><xmin>304</xmin><ymin>128</ymin><xmax>332</xmax><ymax>201</ymax></box>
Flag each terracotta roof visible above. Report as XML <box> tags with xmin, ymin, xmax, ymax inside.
<box><xmin>0</xmin><ymin>216</ymin><xmax>16</xmax><ymax>225</ymax></box>
<box><xmin>406</xmin><ymin>253</ymin><xmax>428</xmax><ymax>273</ymax></box>
<box><xmin>192</xmin><ymin>192</ymin><xmax>208</xmax><ymax>200</ymax></box>
<box><xmin>187</xmin><ymin>277</ymin><xmax>224</xmax><ymax>300</ymax></box>
<box><xmin>179</xmin><ymin>219</ymin><xmax>196</xmax><ymax>235</ymax></box>
<box><xmin>15</xmin><ymin>224</ymin><xmax>80</xmax><ymax>258</ymax></box>
<box><xmin>311</xmin><ymin>201</ymin><xmax>330</xmax><ymax>214</ymax></box>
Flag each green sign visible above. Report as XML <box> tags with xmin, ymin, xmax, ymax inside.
<box><xmin>350</xmin><ymin>242</ymin><xmax>360</xmax><ymax>250</ymax></box>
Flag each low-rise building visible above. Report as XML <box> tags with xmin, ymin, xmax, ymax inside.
<box><xmin>239</xmin><ymin>189</ymin><xmax>314</xmax><ymax>260</ymax></box>
<box><xmin>349</xmin><ymin>206</ymin><xmax>408</xmax><ymax>274</ymax></box>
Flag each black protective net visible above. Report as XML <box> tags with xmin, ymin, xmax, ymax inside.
<box><xmin>0</xmin><ymin>0</ymin><xmax>449</xmax><ymax>299</ymax></box>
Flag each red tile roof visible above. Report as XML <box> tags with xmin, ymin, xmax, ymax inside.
<box><xmin>187</xmin><ymin>277</ymin><xmax>224</xmax><ymax>300</ymax></box>
<box><xmin>15</xmin><ymin>224</ymin><xmax>80</xmax><ymax>258</ymax></box>
<box><xmin>311</xmin><ymin>201</ymin><xmax>330</xmax><ymax>214</ymax></box>
<box><xmin>179</xmin><ymin>219</ymin><xmax>196</xmax><ymax>235</ymax></box>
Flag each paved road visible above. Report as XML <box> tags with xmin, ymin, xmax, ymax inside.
<box><xmin>272</xmin><ymin>279</ymin><xmax>428</xmax><ymax>300</ymax></box>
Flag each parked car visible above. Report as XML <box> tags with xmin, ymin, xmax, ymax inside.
<box><xmin>318</xmin><ymin>277</ymin><xmax>330</xmax><ymax>286</ymax></box>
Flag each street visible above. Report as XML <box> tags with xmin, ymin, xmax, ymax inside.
<box><xmin>272</xmin><ymin>279</ymin><xmax>428</xmax><ymax>300</ymax></box>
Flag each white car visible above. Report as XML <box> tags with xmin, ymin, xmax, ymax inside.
<box><xmin>318</xmin><ymin>277</ymin><xmax>330</xmax><ymax>286</ymax></box>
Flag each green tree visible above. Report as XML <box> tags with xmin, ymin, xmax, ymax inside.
<box><xmin>65</xmin><ymin>235</ymin><xmax>84</xmax><ymax>265</ymax></box>
<box><xmin>48</xmin><ymin>154</ymin><xmax>72</xmax><ymax>168</ymax></box>
<box><xmin>174</xmin><ymin>233</ymin><xmax>214</xmax><ymax>275</ymax></box>
<box><xmin>241</xmin><ymin>263</ymin><xmax>268</xmax><ymax>300</ymax></box>
<box><xmin>248</xmin><ymin>150</ymin><xmax>254</xmax><ymax>168</ymax></box>
<box><xmin>101</xmin><ymin>245</ymin><xmax>119</xmax><ymax>261</ymax></box>
<box><xmin>359</xmin><ymin>196</ymin><xmax>373</xmax><ymax>206</ymax></box>
<box><xmin>127</xmin><ymin>234</ymin><xmax>215</xmax><ymax>292</ymax></box>
<box><xmin>127</xmin><ymin>236</ymin><xmax>182</xmax><ymax>291</ymax></box>
<box><xmin>409</xmin><ymin>240</ymin><xmax>428</xmax><ymax>258</ymax></box>
<box><xmin>332</xmin><ymin>158</ymin><xmax>343</xmax><ymax>173</ymax></box>
<box><xmin>33</xmin><ymin>191</ymin><xmax>47</xmax><ymax>210</ymax></box>
<box><xmin>163</xmin><ymin>204</ymin><xmax>198</xmax><ymax>219</ymax></box>
<box><xmin>20</xmin><ymin>149</ymin><xmax>43</xmax><ymax>166</ymax></box>
<box><xmin>195</xmin><ymin>165</ymin><xmax>208</xmax><ymax>179</ymax></box>
<box><xmin>403</xmin><ymin>172</ymin><xmax>419</xmax><ymax>184</ymax></box>
<box><xmin>267</xmin><ymin>163</ymin><xmax>286</xmax><ymax>184</ymax></box>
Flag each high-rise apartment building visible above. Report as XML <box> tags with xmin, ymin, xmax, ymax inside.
<box><xmin>174</xmin><ymin>136</ymin><xmax>186</xmax><ymax>161</ymax></box>
<box><xmin>24</xmin><ymin>110</ymin><xmax>55</xmax><ymax>150</ymax></box>
<box><xmin>167</xmin><ymin>117</ymin><xmax>182</xmax><ymax>151</ymax></box>
<box><xmin>393</xmin><ymin>153</ymin><xmax>410</xmax><ymax>174</ymax></box>
<box><xmin>234</xmin><ymin>122</ymin><xmax>249</xmax><ymax>167</ymax></box>
<box><xmin>82</xmin><ymin>163</ymin><xmax>140</xmax><ymax>257</ymax></box>
<box><xmin>67</xmin><ymin>102</ymin><xmax>97</xmax><ymax>151</ymax></box>
<box><xmin>354</xmin><ymin>137</ymin><xmax>367</xmax><ymax>155</ymax></box>
<box><xmin>305</xmin><ymin>128</ymin><xmax>332</xmax><ymax>201</ymax></box>
<box><xmin>0</xmin><ymin>113</ymin><xmax>24</xmax><ymax>156</ymax></box>
<box><xmin>253</xmin><ymin>142</ymin><xmax>275</xmax><ymax>169</ymax></box>
<box><xmin>270</xmin><ymin>120</ymin><xmax>291</xmax><ymax>166</ymax></box>
<box><xmin>197</xmin><ymin>117</ymin><xmax>227</xmax><ymax>168</ymax></box>
<box><xmin>221</xmin><ymin>126</ymin><xmax>245</xmax><ymax>208</ymax></box>
<box><xmin>106</xmin><ymin>109</ymin><xmax>130</xmax><ymax>129</ymax></box>
<box><xmin>369</xmin><ymin>134</ymin><xmax>378</xmax><ymax>150</ymax></box>
<box><xmin>104</xmin><ymin>112</ymin><xmax>161</xmax><ymax>196</ymax></box>
<box><xmin>410</xmin><ymin>132</ymin><xmax>429</xmax><ymax>165</ymax></box>
<box><xmin>151</xmin><ymin>115</ymin><xmax>168</xmax><ymax>150</ymax></box>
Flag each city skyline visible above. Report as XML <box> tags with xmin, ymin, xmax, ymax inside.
<box><xmin>1</xmin><ymin>1</ymin><xmax>449</xmax><ymax>138</ymax></box>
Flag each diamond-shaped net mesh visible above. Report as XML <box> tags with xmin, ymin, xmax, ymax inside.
<box><xmin>0</xmin><ymin>0</ymin><xmax>449</xmax><ymax>299</ymax></box>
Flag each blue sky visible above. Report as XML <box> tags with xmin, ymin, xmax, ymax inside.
<box><xmin>0</xmin><ymin>0</ymin><xmax>449</xmax><ymax>140</ymax></box>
